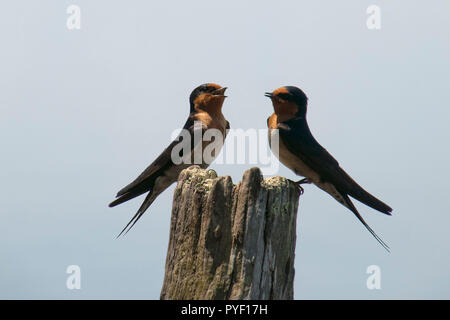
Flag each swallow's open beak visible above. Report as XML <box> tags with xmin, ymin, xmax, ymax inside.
<box><xmin>264</xmin><ymin>92</ymin><xmax>274</xmax><ymax>98</ymax></box>
<box><xmin>213</xmin><ymin>87</ymin><xmax>227</xmax><ymax>97</ymax></box>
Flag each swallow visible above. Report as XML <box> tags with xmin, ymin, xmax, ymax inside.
<box><xmin>265</xmin><ymin>86</ymin><xmax>392</xmax><ymax>251</ymax></box>
<box><xmin>109</xmin><ymin>83</ymin><xmax>229</xmax><ymax>236</ymax></box>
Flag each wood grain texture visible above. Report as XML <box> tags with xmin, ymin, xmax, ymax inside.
<box><xmin>160</xmin><ymin>166</ymin><xmax>300</xmax><ymax>300</ymax></box>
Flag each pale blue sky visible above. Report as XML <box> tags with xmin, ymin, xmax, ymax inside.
<box><xmin>1</xmin><ymin>1</ymin><xmax>450</xmax><ymax>299</ymax></box>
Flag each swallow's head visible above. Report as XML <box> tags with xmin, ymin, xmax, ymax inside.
<box><xmin>190</xmin><ymin>83</ymin><xmax>227</xmax><ymax>113</ymax></box>
<box><xmin>265</xmin><ymin>86</ymin><xmax>308</xmax><ymax>119</ymax></box>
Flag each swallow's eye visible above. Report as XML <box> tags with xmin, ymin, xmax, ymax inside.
<box><xmin>277</xmin><ymin>93</ymin><xmax>291</xmax><ymax>101</ymax></box>
<box><xmin>202</xmin><ymin>86</ymin><xmax>213</xmax><ymax>93</ymax></box>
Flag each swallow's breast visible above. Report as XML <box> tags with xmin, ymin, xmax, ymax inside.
<box><xmin>193</xmin><ymin>111</ymin><xmax>228</xmax><ymax>164</ymax></box>
<box><xmin>268</xmin><ymin>127</ymin><xmax>320</xmax><ymax>182</ymax></box>
<box><xmin>267</xmin><ymin>116</ymin><xmax>349</xmax><ymax>207</ymax></box>
<box><xmin>194</xmin><ymin>111</ymin><xmax>227</xmax><ymax>136</ymax></box>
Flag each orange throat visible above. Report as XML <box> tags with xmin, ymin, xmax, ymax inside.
<box><xmin>271</xmin><ymin>100</ymin><xmax>298</xmax><ymax>123</ymax></box>
<box><xmin>194</xmin><ymin>94</ymin><xmax>226</xmax><ymax>115</ymax></box>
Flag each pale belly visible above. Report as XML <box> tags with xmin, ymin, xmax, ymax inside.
<box><xmin>150</xmin><ymin>122</ymin><xmax>227</xmax><ymax>199</ymax></box>
<box><xmin>268</xmin><ymin>128</ymin><xmax>320</xmax><ymax>182</ymax></box>
<box><xmin>268</xmin><ymin>128</ymin><xmax>348</xmax><ymax>206</ymax></box>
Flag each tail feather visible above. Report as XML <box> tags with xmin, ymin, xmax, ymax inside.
<box><xmin>340</xmin><ymin>171</ymin><xmax>392</xmax><ymax>215</ymax></box>
<box><xmin>108</xmin><ymin>189</ymin><xmax>148</xmax><ymax>208</ymax></box>
<box><xmin>116</xmin><ymin>191</ymin><xmax>159</xmax><ymax>237</ymax></box>
<box><xmin>342</xmin><ymin>193</ymin><xmax>390</xmax><ymax>252</ymax></box>
<box><xmin>349</xmin><ymin>188</ymin><xmax>392</xmax><ymax>215</ymax></box>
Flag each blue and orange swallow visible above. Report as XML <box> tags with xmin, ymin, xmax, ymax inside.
<box><xmin>109</xmin><ymin>83</ymin><xmax>229</xmax><ymax>236</ymax></box>
<box><xmin>265</xmin><ymin>86</ymin><xmax>392</xmax><ymax>251</ymax></box>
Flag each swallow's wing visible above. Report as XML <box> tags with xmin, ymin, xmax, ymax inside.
<box><xmin>109</xmin><ymin>115</ymin><xmax>197</xmax><ymax>207</ymax></box>
<box><xmin>279</xmin><ymin>117</ymin><xmax>391</xmax><ymax>251</ymax></box>
<box><xmin>277</xmin><ymin>117</ymin><xmax>340</xmax><ymax>181</ymax></box>
<box><xmin>278</xmin><ymin>117</ymin><xmax>392</xmax><ymax>215</ymax></box>
<box><xmin>225</xmin><ymin>120</ymin><xmax>230</xmax><ymax>138</ymax></box>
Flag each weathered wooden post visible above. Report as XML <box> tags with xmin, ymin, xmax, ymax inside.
<box><xmin>160</xmin><ymin>166</ymin><xmax>300</xmax><ymax>300</ymax></box>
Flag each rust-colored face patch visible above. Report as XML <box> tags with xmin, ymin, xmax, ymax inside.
<box><xmin>267</xmin><ymin>86</ymin><xmax>298</xmax><ymax>121</ymax></box>
<box><xmin>272</xmin><ymin>86</ymin><xmax>289</xmax><ymax>96</ymax></box>
<box><xmin>206</xmin><ymin>83</ymin><xmax>222</xmax><ymax>90</ymax></box>
<box><xmin>271</xmin><ymin>99</ymin><xmax>298</xmax><ymax>122</ymax></box>
<box><xmin>191</xmin><ymin>83</ymin><xmax>227</xmax><ymax>114</ymax></box>
<box><xmin>193</xmin><ymin>93</ymin><xmax>226</xmax><ymax>114</ymax></box>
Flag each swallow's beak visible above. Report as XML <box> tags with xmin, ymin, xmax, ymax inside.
<box><xmin>213</xmin><ymin>87</ymin><xmax>227</xmax><ymax>97</ymax></box>
<box><xmin>264</xmin><ymin>92</ymin><xmax>274</xmax><ymax>98</ymax></box>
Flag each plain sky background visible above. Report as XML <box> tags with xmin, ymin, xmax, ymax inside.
<box><xmin>1</xmin><ymin>1</ymin><xmax>450</xmax><ymax>299</ymax></box>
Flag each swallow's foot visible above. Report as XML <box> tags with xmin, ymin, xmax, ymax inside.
<box><xmin>296</xmin><ymin>178</ymin><xmax>310</xmax><ymax>185</ymax></box>
<box><xmin>294</xmin><ymin>178</ymin><xmax>311</xmax><ymax>195</ymax></box>
<box><xmin>295</xmin><ymin>184</ymin><xmax>305</xmax><ymax>195</ymax></box>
